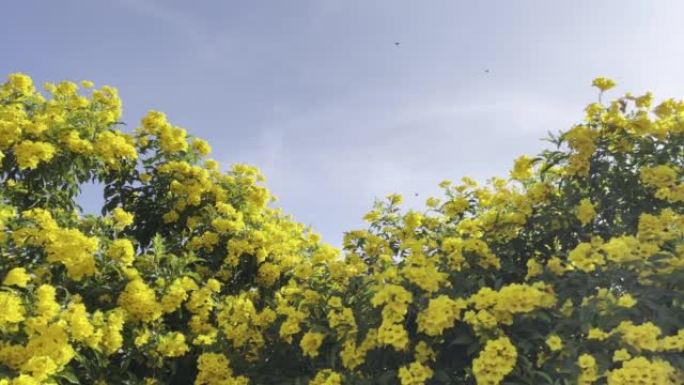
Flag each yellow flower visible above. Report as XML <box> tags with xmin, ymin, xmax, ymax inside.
<box><xmin>3</xmin><ymin>267</ymin><xmax>31</xmax><ymax>288</ymax></box>
<box><xmin>617</xmin><ymin>321</ymin><xmax>661</xmax><ymax>352</ymax></box>
<box><xmin>106</xmin><ymin>239</ymin><xmax>136</xmax><ymax>266</ymax></box>
<box><xmin>6</xmin><ymin>73</ymin><xmax>35</xmax><ymax>94</ymax></box>
<box><xmin>613</xmin><ymin>349</ymin><xmax>631</xmax><ymax>362</ymax></box>
<box><xmin>545</xmin><ymin>335</ymin><xmax>563</xmax><ymax>351</ymax></box>
<box><xmin>525</xmin><ymin>259</ymin><xmax>544</xmax><ymax>279</ymax></box>
<box><xmin>575</xmin><ymin>198</ymin><xmax>596</xmax><ymax>227</ymax></box>
<box><xmin>300</xmin><ymin>331</ymin><xmax>325</xmax><ymax>358</ymax></box>
<box><xmin>117</xmin><ymin>279</ymin><xmax>162</xmax><ymax>322</ymax></box>
<box><xmin>162</xmin><ymin>210</ymin><xmax>179</xmax><ymax>223</ymax></box>
<box><xmin>21</xmin><ymin>355</ymin><xmax>59</xmax><ymax>381</ymax></box>
<box><xmin>111</xmin><ymin>208</ymin><xmax>134</xmax><ymax>230</ymax></box>
<box><xmin>640</xmin><ymin>165</ymin><xmax>677</xmax><ymax>189</ymax></box>
<box><xmin>191</xmin><ymin>138</ymin><xmax>212</xmax><ymax>156</ymax></box>
<box><xmin>568</xmin><ymin>242</ymin><xmax>605</xmax><ymax>272</ymax></box>
<box><xmin>398</xmin><ymin>361</ymin><xmax>433</xmax><ymax>385</ymax></box>
<box><xmin>309</xmin><ymin>370</ymin><xmax>342</xmax><ymax>385</ymax></box>
<box><xmin>13</xmin><ymin>140</ymin><xmax>56</xmax><ymax>170</ymax></box>
<box><xmin>472</xmin><ymin>336</ymin><xmax>517</xmax><ymax>385</ymax></box>
<box><xmin>204</xmin><ymin>159</ymin><xmax>219</xmax><ymax>170</ymax></box>
<box><xmin>607</xmin><ymin>357</ymin><xmax>676</xmax><ymax>385</ymax></box>
<box><xmin>416</xmin><ymin>295</ymin><xmax>466</xmax><ymax>336</ymax></box>
<box><xmin>414</xmin><ymin>341</ymin><xmax>436</xmax><ymax>363</ymax></box>
<box><xmin>592</xmin><ymin>77</ymin><xmax>616</xmax><ymax>92</ymax></box>
<box><xmin>511</xmin><ymin>155</ymin><xmax>534</xmax><ymax>181</ymax></box>
<box><xmin>156</xmin><ymin>332</ymin><xmax>189</xmax><ymax>357</ymax></box>
<box><xmin>8</xmin><ymin>374</ymin><xmax>41</xmax><ymax>385</ymax></box>
<box><xmin>0</xmin><ymin>291</ymin><xmax>25</xmax><ymax>330</ymax></box>
<box><xmin>617</xmin><ymin>294</ymin><xmax>637</xmax><ymax>308</ymax></box>
<box><xmin>195</xmin><ymin>353</ymin><xmax>248</xmax><ymax>385</ymax></box>
<box><xmin>387</xmin><ymin>193</ymin><xmax>403</xmax><ymax>205</ymax></box>
<box><xmin>94</xmin><ymin>131</ymin><xmax>138</xmax><ymax>167</ymax></box>
<box><xmin>587</xmin><ymin>328</ymin><xmax>610</xmax><ymax>341</ymax></box>
<box><xmin>577</xmin><ymin>354</ymin><xmax>598</xmax><ymax>384</ymax></box>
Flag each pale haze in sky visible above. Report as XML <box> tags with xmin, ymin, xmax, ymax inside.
<box><xmin>2</xmin><ymin>1</ymin><xmax>683</xmax><ymax>245</ymax></box>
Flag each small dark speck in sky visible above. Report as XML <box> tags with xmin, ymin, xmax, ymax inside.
<box><xmin>394</xmin><ymin>42</ymin><xmax>400</xmax><ymax>46</ymax></box>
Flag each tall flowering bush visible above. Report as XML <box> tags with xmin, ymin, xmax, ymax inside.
<box><xmin>0</xmin><ymin>74</ymin><xmax>682</xmax><ymax>385</ymax></box>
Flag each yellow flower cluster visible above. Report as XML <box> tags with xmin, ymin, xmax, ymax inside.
<box><xmin>13</xmin><ymin>209</ymin><xmax>99</xmax><ymax>280</ymax></box>
<box><xmin>372</xmin><ymin>284</ymin><xmax>413</xmax><ymax>350</ymax></box>
<box><xmin>575</xmin><ymin>198</ymin><xmax>596</xmax><ymax>227</ymax></box>
<box><xmin>300</xmin><ymin>331</ymin><xmax>325</xmax><ymax>358</ymax></box>
<box><xmin>467</xmin><ymin>283</ymin><xmax>555</xmax><ymax>328</ymax></box>
<box><xmin>106</xmin><ymin>238</ymin><xmax>135</xmax><ymax>266</ymax></box>
<box><xmin>3</xmin><ymin>268</ymin><xmax>30</xmax><ymax>288</ymax></box>
<box><xmin>195</xmin><ymin>353</ymin><xmax>248</xmax><ymax>385</ymax></box>
<box><xmin>640</xmin><ymin>164</ymin><xmax>683</xmax><ymax>202</ymax></box>
<box><xmin>215</xmin><ymin>294</ymin><xmax>270</xmax><ymax>352</ymax></box>
<box><xmin>309</xmin><ymin>370</ymin><xmax>342</xmax><ymax>385</ymax></box>
<box><xmin>607</xmin><ymin>357</ymin><xmax>680</xmax><ymax>385</ymax></box>
<box><xmin>416</xmin><ymin>295</ymin><xmax>467</xmax><ymax>336</ymax></box>
<box><xmin>510</xmin><ymin>155</ymin><xmax>534</xmax><ymax>181</ymax></box>
<box><xmin>592</xmin><ymin>77</ymin><xmax>617</xmax><ymax>92</ymax></box>
<box><xmin>0</xmin><ymin>74</ymin><xmax>682</xmax><ymax>385</ymax></box>
<box><xmin>111</xmin><ymin>207</ymin><xmax>135</xmax><ymax>230</ymax></box>
<box><xmin>140</xmin><ymin>110</ymin><xmax>189</xmax><ymax>153</ymax></box>
<box><xmin>118</xmin><ymin>279</ymin><xmax>163</xmax><ymax>322</ymax></box>
<box><xmin>577</xmin><ymin>354</ymin><xmax>599</xmax><ymax>385</ymax></box>
<box><xmin>94</xmin><ymin>131</ymin><xmax>137</xmax><ymax>169</ymax></box>
<box><xmin>472</xmin><ymin>336</ymin><xmax>517</xmax><ymax>385</ymax></box>
<box><xmin>13</xmin><ymin>141</ymin><xmax>56</xmax><ymax>170</ymax></box>
<box><xmin>398</xmin><ymin>361</ymin><xmax>433</xmax><ymax>385</ymax></box>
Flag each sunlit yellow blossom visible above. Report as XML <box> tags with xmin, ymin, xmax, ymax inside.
<box><xmin>613</xmin><ymin>349</ymin><xmax>631</xmax><ymax>362</ymax></box>
<box><xmin>3</xmin><ymin>267</ymin><xmax>30</xmax><ymax>288</ymax></box>
<box><xmin>587</xmin><ymin>328</ymin><xmax>610</xmax><ymax>341</ymax></box>
<box><xmin>617</xmin><ymin>294</ymin><xmax>637</xmax><ymax>308</ymax></box>
<box><xmin>617</xmin><ymin>321</ymin><xmax>661</xmax><ymax>352</ymax></box>
<box><xmin>157</xmin><ymin>332</ymin><xmax>189</xmax><ymax>357</ymax></box>
<box><xmin>416</xmin><ymin>295</ymin><xmax>466</xmax><ymax>336</ymax></box>
<box><xmin>0</xmin><ymin>292</ymin><xmax>25</xmax><ymax>331</ymax></box>
<box><xmin>577</xmin><ymin>354</ymin><xmax>599</xmax><ymax>385</ymax></box>
<box><xmin>575</xmin><ymin>198</ymin><xmax>596</xmax><ymax>226</ymax></box>
<box><xmin>472</xmin><ymin>336</ymin><xmax>517</xmax><ymax>385</ymax></box>
<box><xmin>6</xmin><ymin>73</ymin><xmax>35</xmax><ymax>94</ymax></box>
<box><xmin>398</xmin><ymin>361</ymin><xmax>433</xmax><ymax>385</ymax></box>
<box><xmin>592</xmin><ymin>77</ymin><xmax>616</xmax><ymax>92</ymax></box>
<box><xmin>13</xmin><ymin>140</ymin><xmax>56</xmax><ymax>170</ymax></box>
<box><xmin>191</xmin><ymin>138</ymin><xmax>212</xmax><ymax>156</ymax></box>
<box><xmin>510</xmin><ymin>155</ymin><xmax>534</xmax><ymax>181</ymax></box>
<box><xmin>300</xmin><ymin>331</ymin><xmax>325</xmax><ymax>358</ymax></box>
<box><xmin>111</xmin><ymin>207</ymin><xmax>135</xmax><ymax>230</ymax></box>
<box><xmin>118</xmin><ymin>279</ymin><xmax>162</xmax><ymax>322</ymax></box>
<box><xmin>309</xmin><ymin>370</ymin><xmax>342</xmax><ymax>385</ymax></box>
<box><xmin>0</xmin><ymin>73</ymin><xmax>680</xmax><ymax>385</ymax></box>
<box><xmin>607</xmin><ymin>357</ymin><xmax>677</xmax><ymax>385</ymax></box>
<box><xmin>195</xmin><ymin>353</ymin><xmax>248</xmax><ymax>385</ymax></box>
<box><xmin>568</xmin><ymin>242</ymin><xmax>604</xmax><ymax>272</ymax></box>
<box><xmin>545</xmin><ymin>335</ymin><xmax>562</xmax><ymax>351</ymax></box>
<box><xmin>107</xmin><ymin>239</ymin><xmax>136</xmax><ymax>266</ymax></box>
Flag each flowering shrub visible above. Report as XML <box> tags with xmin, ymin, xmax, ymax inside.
<box><xmin>0</xmin><ymin>74</ymin><xmax>682</xmax><ymax>385</ymax></box>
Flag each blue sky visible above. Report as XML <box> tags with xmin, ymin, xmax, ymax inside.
<box><xmin>3</xmin><ymin>1</ymin><xmax>684</xmax><ymax>245</ymax></box>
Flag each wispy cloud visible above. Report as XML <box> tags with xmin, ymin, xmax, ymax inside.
<box><xmin>114</xmin><ymin>0</ymin><xmax>228</xmax><ymax>62</ymax></box>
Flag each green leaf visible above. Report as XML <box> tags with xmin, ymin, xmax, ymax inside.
<box><xmin>56</xmin><ymin>369</ymin><xmax>81</xmax><ymax>384</ymax></box>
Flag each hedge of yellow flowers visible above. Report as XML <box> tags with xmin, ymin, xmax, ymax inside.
<box><xmin>0</xmin><ymin>73</ymin><xmax>682</xmax><ymax>385</ymax></box>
